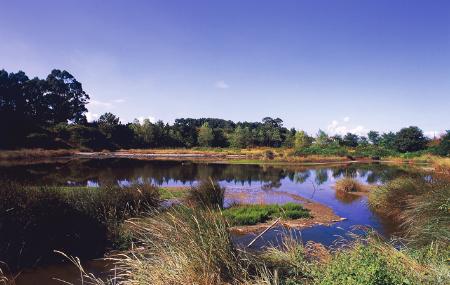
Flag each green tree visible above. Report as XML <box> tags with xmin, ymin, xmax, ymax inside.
<box><xmin>367</xmin><ymin>131</ymin><xmax>381</xmax><ymax>145</ymax></box>
<box><xmin>230</xmin><ymin>126</ymin><xmax>251</xmax><ymax>148</ymax></box>
<box><xmin>380</xmin><ymin>132</ymin><xmax>396</xmax><ymax>149</ymax></box>
<box><xmin>343</xmin><ymin>133</ymin><xmax>359</xmax><ymax>147</ymax></box>
<box><xmin>433</xmin><ymin>131</ymin><xmax>450</xmax><ymax>156</ymax></box>
<box><xmin>393</xmin><ymin>126</ymin><xmax>428</xmax><ymax>153</ymax></box>
<box><xmin>315</xmin><ymin>129</ymin><xmax>330</xmax><ymax>146</ymax></box>
<box><xmin>197</xmin><ymin>122</ymin><xmax>214</xmax><ymax>147</ymax></box>
<box><xmin>294</xmin><ymin>130</ymin><xmax>313</xmax><ymax>149</ymax></box>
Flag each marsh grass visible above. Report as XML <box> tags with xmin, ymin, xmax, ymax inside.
<box><xmin>334</xmin><ymin>177</ymin><xmax>366</xmax><ymax>193</ymax></box>
<box><xmin>186</xmin><ymin>179</ymin><xmax>225</xmax><ymax>209</ymax></box>
<box><xmin>369</xmin><ymin>176</ymin><xmax>450</xmax><ymax>246</ymax></box>
<box><xmin>222</xmin><ymin>203</ymin><xmax>311</xmax><ymax>226</ymax></box>
<box><xmin>0</xmin><ymin>183</ymin><xmax>159</xmax><ymax>269</ymax></box>
<box><xmin>115</xmin><ymin>207</ymin><xmax>264</xmax><ymax>285</ymax></box>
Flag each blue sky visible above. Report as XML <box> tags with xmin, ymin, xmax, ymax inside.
<box><xmin>1</xmin><ymin>0</ymin><xmax>449</xmax><ymax>136</ymax></box>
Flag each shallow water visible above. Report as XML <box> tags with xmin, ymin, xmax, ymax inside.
<box><xmin>0</xmin><ymin>158</ymin><xmax>419</xmax><ymax>284</ymax></box>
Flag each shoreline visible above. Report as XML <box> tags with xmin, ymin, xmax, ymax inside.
<box><xmin>0</xmin><ymin>148</ymin><xmax>441</xmax><ymax>168</ymax></box>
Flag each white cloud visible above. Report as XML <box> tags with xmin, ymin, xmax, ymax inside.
<box><xmin>113</xmin><ymin>99</ymin><xmax>126</xmax><ymax>103</ymax></box>
<box><xmin>86</xmin><ymin>112</ymin><xmax>99</xmax><ymax>122</ymax></box>
<box><xmin>215</xmin><ymin>80</ymin><xmax>229</xmax><ymax>89</ymax></box>
<box><xmin>137</xmin><ymin>116</ymin><xmax>156</xmax><ymax>124</ymax></box>
<box><xmin>424</xmin><ymin>130</ymin><xmax>445</xmax><ymax>138</ymax></box>
<box><xmin>327</xmin><ymin>119</ymin><xmax>368</xmax><ymax>136</ymax></box>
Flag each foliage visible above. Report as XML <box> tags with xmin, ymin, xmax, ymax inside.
<box><xmin>222</xmin><ymin>203</ymin><xmax>311</xmax><ymax>226</ymax></box>
<box><xmin>197</xmin><ymin>122</ymin><xmax>214</xmax><ymax>147</ymax></box>
<box><xmin>342</xmin><ymin>132</ymin><xmax>359</xmax><ymax>147</ymax></box>
<box><xmin>394</xmin><ymin>126</ymin><xmax>429</xmax><ymax>153</ymax></box>
<box><xmin>294</xmin><ymin>144</ymin><xmax>348</xmax><ymax>156</ymax></box>
<box><xmin>432</xmin><ymin>130</ymin><xmax>450</xmax><ymax>156</ymax></box>
<box><xmin>294</xmin><ymin>130</ymin><xmax>313</xmax><ymax>150</ymax></box>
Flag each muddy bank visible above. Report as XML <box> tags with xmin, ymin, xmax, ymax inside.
<box><xmin>227</xmin><ymin>191</ymin><xmax>345</xmax><ymax>234</ymax></box>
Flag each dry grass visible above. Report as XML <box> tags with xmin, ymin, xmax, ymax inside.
<box><xmin>334</xmin><ymin>177</ymin><xmax>367</xmax><ymax>193</ymax></box>
<box><xmin>115</xmin><ymin>207</ymin><xmax>261</xmax><ymax>285</ymax></box>
<box><xmin>0</xmin><ymin>149</ymin><xmax>75</xmax><ymax>160</ymax></box>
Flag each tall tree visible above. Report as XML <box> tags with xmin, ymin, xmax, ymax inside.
<box><xmin>197</xmin><ymin>122</ymin><xmax>214</xmax><ymax>147</ymax></box>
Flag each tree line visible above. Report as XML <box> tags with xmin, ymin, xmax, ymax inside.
<box><xmin>1</xmin><ymin>69</ymin><xmax>448</xmax><ymax>156</ymax></box>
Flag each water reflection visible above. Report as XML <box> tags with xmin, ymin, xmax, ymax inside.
<box><xmin>0</xmin><ymin>158</ymin><xmax>418</xmax><ymax>188</ymax></box>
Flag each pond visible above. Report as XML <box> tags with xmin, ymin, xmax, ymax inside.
<box><xmin>0</xmin><ymin>158</ymin><xmax>420</xmax><ymax>284</ymax></box>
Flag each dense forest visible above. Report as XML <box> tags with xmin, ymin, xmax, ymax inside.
<box><xmin>1</xmin><ymin>69</ymin><xmax>449</xmax><ymax>156</ymax></box>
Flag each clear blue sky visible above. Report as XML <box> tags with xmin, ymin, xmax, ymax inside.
<box><xmin>1</xmin><ymin>0</ymin><xmax>449</xmax><ymax>136</ymax></box>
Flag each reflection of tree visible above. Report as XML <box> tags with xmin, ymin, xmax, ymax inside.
<box><xmin>315</xmin><ymin>169</ymin><xmax>329</xmax><ymax>185</ymax></box>
<box><xmin>2</xmin><ymin>160</ymin><xmax>423</xmax><ymax>189</ymax></box>
<box><xmin>261</xmin><ymin>181</ymin><xmax>282</xmax><ymax>190</ymax></box>
<box><xmin>293</xmin><ymin>170</ymin><xmax>310</xmax><ymax>184</ymax></box>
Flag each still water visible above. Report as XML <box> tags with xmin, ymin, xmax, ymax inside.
<box><xmin>0</xmin><ymin>158</ymin><xmax>418</xmax><ymax>284</ymax></box>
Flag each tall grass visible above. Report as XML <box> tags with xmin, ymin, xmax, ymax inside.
<box><xmin>369</xmin><ymin>176</ymin><xmax>450</xmax><ymax>245</ymax></box>
<box><xmin>117</xmin><ymin>207</ymin><xmax>262</xmax><ymax>285</ymax></box>
<box><xmin>186</xmin><ymin>180</ymin><xmax>225</xmax><ymax>209</ymax></box>
<box><xmin>334</xmin><ymin>177</ymin><xmax>366</xmax><ymax>193</ymax></box>
<box><xmin>0</xmin><ymin>183</ymin><xmax>159</xmax><ymax>269</ymax></box>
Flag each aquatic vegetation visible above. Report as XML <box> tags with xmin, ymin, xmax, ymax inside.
<box><xmin>334</xmin><ymin>177</ymin><xmax>366</xmax><ymax>193</ymax></box>
<box><xmin>186</xmin><ymin>180</ymin><xmax>225</xmax><ymax>209</ymax></box>
<box><xmin>0</xmin><ymin>182</ymin><xmax>159</xmax><ymax>269</ymax></box>
<box><xmin>222</xmin><ymin>203</ymin><xmax>311</xmax><ymax>226</ymax></box>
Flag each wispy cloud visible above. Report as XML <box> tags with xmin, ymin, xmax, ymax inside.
<box><xmin>424</xmin><ymin>130</ymin><xmax>445</xmax><ymax>138</ymax></box>
<box><xmin>215</xmin><ymin>80</ymin><xmax>229</xmax><ymax>89</ymax></box>
<box><xmin>88</xmin><ymin>98</ymin><xmax>126</xmax><ymax>108</ymax></box>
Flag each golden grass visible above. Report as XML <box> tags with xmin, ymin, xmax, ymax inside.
<box><xmin>334</xmin><ymin>177</ymin><xmax>367</xmax><ymax>193</ymax></box>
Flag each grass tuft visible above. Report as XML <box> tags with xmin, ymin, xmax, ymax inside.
<box><xmin>187</xmin><ymin>180</ymin><xmax>225</xmax><ymax>209</ymax></box>
<box><xmin>334</xmin><ymin>177</ymin><xmax>366</xmax><ymax>193</ymax></box>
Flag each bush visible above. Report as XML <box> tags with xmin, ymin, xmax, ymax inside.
<box><xmin>294</xmin><ymin>144</ymin><xmax>348</xmax><ymax>157</ymax></box>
